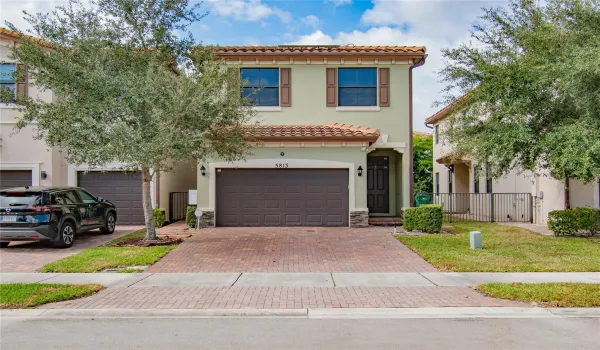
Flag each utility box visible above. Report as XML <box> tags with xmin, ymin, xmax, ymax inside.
<box><xmin>470</xmin><ymin>231</ymin><xmax>482</xmax><ymax>250</ymax></box>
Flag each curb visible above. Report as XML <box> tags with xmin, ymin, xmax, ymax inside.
<box><xmin>2</xmin><ymin>307</ymin><xmax>599</xmax><ymax>319</ymax></box>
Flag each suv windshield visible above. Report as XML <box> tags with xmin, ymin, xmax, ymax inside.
<box><xmin>0</xmin><ymin>192</ymin><xmax>47</xmax><ymax>207</ymax></box>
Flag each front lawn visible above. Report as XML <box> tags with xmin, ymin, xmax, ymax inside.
<box><xmin>476</xmin><ymin>283</ymin><xmax>600</xmax><ymax>307</ymax></box>
<box><xmin>396</xmin><ymin>222</ymin><xmax>600</xmax><ymax>272</ymax></box>
<box><xmin>0</xmin><ymin>283</ymin><xmax>102</xmax><ymax>308</ymax></box>
<box><xmin>39</xmin><ymin>230</ymin><xmax>178</xmax><ymax>273</ymax></box>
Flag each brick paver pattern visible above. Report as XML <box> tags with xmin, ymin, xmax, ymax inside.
<box><xmin>147</xmin><ymin>226</ymin><xmax>437</xmax><ymax>273</ymax></box>
<box><xmin>41</xmin><ymin>286</ymin><xmax>525</xmax><ymax>309</ymax></box>
<box><xmin>0</xmin><ymin>226</ymin><xmax>143</xmax><ymax>272</ymax></box>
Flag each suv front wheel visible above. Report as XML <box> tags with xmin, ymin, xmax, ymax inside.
<box><xmin>54</xmin><ymin>221</ymin><xmax>75</xmax><ymax>248</ymax></box>
<box><xmin>100</xmin><ymin>212</ymin><xmax>116</xmax><ymax>234</ymax></box>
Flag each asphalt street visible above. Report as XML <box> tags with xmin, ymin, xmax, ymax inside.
<box><xmin>1</xmin><ymin>317</ymin><xmax>599</xmax><ymax>349</ymax></box>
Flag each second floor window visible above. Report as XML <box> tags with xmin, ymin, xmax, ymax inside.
<box><xmin>486</xmin><ymin>165</ymin><xmax>493</xmax><ymax>193</ymax></box>
<box><xmin>434</xmin><ymin>125</ymin><xmax>439</xmax><ymax>144</ymax></box>
<box><xmin>448</xmin><ymin>169</ymin><xmax>453</xmax><ymax>194</ymax></box>
<box><xmin>241</xmin><ymin>68</ymin><xmax>279</xmax><ymax>106</ymax></box>
<box><xmin>435</xmin><ymin>172</ymin><xmax>440</xmax><ymax>194</ymax></box>
<box><xmin>0</xmin><ymin>63</ymin><xmax>16</xmax><ymax>103</ymax></box>
<box><xmin>338</xmin><ymin>68</ymin><xmax>377</xmax><ymax>106</ymax></box>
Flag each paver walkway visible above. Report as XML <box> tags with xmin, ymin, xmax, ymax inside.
<box><xmin>40</xmin><ymin>286</ymin><xmax>525</xmax><ymax>309</ymax></box>
<box><xmin>502</xmin><ymin>222</ymin><xmax>554</xmax><ymax>236</ymax></box>
<box><xmin>0</xmin><ymin>226</ymin><xmax>143</xmax><ymax>272</ymax></box>
<box><xmin>147</xmin><ymin>226</ymin><xmax>437</xmax><ymax>273</ymax></box>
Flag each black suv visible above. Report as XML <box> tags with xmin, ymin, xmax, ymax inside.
<box><xmin>0</xmin><ymin>187</ymin><xmax>117</xmax><ymax>248</ymax></box>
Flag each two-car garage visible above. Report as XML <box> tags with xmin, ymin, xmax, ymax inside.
<box><xmin>215</xmin><ymin>169</ymin><xmax>349</xmax><ymax>227</ymax></box>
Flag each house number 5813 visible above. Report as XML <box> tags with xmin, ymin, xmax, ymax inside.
<box><xmin>275</xmin><ymin>163</ymin><xmax>289</xmax><ymax>168</ymax></box>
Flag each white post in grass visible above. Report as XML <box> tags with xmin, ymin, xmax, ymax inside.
<box><xmin>195</xmin><ymin>208</ymin><xmax>202</xmax><ymax>230</ymax></box>
<box><xmin>470</xmin><ymin>231</ymin><xmax>482</xmax><ymax>249</ymax></box>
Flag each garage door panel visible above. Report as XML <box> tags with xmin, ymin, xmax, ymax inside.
<box><xmin>77</xmin><ymin>171</ymin><xmax>143</xmax><ymax>225</ymax></box>
<box><xmin>0</xmin><ymin>170</ymin><xmax>33</xmax><ymax>189</ymax></box>
<box><xmin>216</xmin><ymin>169</ymin><xmax>348</xmax><ymax>227</ymax></box>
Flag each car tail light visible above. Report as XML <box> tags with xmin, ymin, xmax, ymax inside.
<box><xmin>25</xmin><ymin>214</ymin><xmax>51</xmax><ymax>223</ymax></box>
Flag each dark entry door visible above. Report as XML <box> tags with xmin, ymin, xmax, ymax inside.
<box><xmin>367</xmin><ymin>156</ymin><xmax>389</xmax><ymax>214</ymax></box>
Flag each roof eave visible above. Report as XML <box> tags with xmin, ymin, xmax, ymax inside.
<box><xmin>216</xmin><ymin>51</ymin><xmax>426</xmax><ymax>58</ymax></box>
<box><xmin>252</xmin><ymin>136</ymin><xmax>380</xmax><ymax>142</ymax></box>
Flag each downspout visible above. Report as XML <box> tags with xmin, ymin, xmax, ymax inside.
<box><xmin>409</xmin><ymin>56</ymin><xmax>427</xmax><ymax>207</ymax></box>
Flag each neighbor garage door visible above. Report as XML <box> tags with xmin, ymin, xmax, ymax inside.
<box><xmin>77</xmin><ymin>171</ymin><xmax>144</xmax><ymax>224</ymax></box>
<box><xmin>216</xmin><ymin>169</ymin><xmax>349</xmax><ymax>227</ymax></box>
<box><xmin>0</xmin><ymin>170</ymin><xmax>32</xmax><ymax>189</ymax></box>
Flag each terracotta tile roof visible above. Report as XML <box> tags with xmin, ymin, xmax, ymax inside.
<box><xmin>0</xmin><ymin>27</ymin><xmax>52</xmax><ymax>47</ymax></box>
<box><xmin>425</xmin><ymin>92</ymin><xmax>471</xmax><ymax>125</ymax></box>
<box><xmin>216</xmin><ymin>45</ymin><xmax>426</xmax><ymax>55</ymax></box>
<box><xmin>245</xmin><ymin>123</ymin><xmax>380</xmax><ymax>141</ymax></box>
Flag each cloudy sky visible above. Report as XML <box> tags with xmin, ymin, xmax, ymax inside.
<box><xmin>1</xmin><ymin>0</ymin><xmax>508</xmax><ymax>131</ymax></box>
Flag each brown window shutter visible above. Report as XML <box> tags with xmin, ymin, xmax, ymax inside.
<box><xmin>16</xmin><ymin>64</ymin><xmax>28</xmax><ymax>98</ymax></box>
<box><xmin>326</xmin><ymin>68</ymin><xmax>337</xmax><ymax>107</ymax></box>
<box><xmin>379</xmin><ymin>68</ymin><xmax>390</xmax><ymax>107</ymax></box>
<box><xmin>280</xmin><ymin>68</ymin><xmax>291</xmax><ymax>107</ymax></box>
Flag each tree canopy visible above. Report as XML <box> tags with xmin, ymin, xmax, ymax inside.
<box><xmin>413</xmin><ymin>133</ymin><xmax>434</xmax><ymax>194</ymax></box>
<box><xmin>438</xmin><ymin>0</ymin><xmax>600</xmax><ymax>183</ymax></box>
<box><xmin>3</xmin><ymin>0</ymin><xmax>254</xmax><ymax>239</ymax></box>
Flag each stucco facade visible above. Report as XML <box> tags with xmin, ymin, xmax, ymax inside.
<box><xmin>194</xmin><ymin>46</ymin><xmax>426</xmax><ymax>227</ymax></box>
<box><xmin>427</xmin><ymin>100</ymin><xmax>600</xmax><ymax>225</ymax></box>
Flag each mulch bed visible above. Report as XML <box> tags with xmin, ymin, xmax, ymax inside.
<box><xmin>110</xmin><ymin>236</ymin><xmax>183</xmax><ymax>247</ymax></box>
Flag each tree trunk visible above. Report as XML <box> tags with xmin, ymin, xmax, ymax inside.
<box><xmin>141</xmin><ymin>167</ymin><xmax>156</xmax><ymax>241</ymax></box>
<box><xmin>564</xmin><ymin>177</ymin><xmax>571</xmax><ymax>210</ymax></box>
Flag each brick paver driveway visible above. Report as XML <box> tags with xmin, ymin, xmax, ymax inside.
<box><xmin>0</xmin><ymin>226</ymin><xmax>143</xmax><ymax>272</ymax></box>
<box><xmin>42</xmin><ymin>286</ymin><xmax>525</xmax><ymax>309</ymax></box>
<box><xmin>147</xmin><ymin>226</ymin><xmax>437</xmax><ymax>273</ymax></box>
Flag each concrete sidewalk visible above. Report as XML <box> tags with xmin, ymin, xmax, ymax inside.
<box><xmin>1</xmin><ymin>272</ymin><xmax>599</xmax><ymax>287</ymax></box>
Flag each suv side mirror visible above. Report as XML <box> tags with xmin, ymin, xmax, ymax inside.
<box><xmin>97</xmin><ymin>197</ymin><xmax>105</xmax><ymax>203</ymax></box>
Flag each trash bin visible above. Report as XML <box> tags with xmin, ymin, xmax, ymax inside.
<box><xmin>415</xmin><ymin>194</ymin><xmax>432</xmax><ymax>207</ymax></box>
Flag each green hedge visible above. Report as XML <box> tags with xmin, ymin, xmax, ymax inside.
<box><xmin>403</xmin><ymin>204</ymin><xmax>443</xmax><ymax>233</ymax></box>
<box><xmin>153</xmin><ymin>208</ymin><xmax>165</xmax><ymax>228</ymax></box>
<box><xmin>548</xmin><ymin>208</ymin><xmax>600</xmax><ymax>236</ymax></box>
<box><xmin>186</xmin><ymin>205</ymin><xmax>197</xmax><ymax>228</ymax></box>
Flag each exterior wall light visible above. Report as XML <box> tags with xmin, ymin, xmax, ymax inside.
<box><xmin>200</xmin><ymin>166</ymin><xmax>206</xmax><ymax>176</ymax></box>
<box><xmin>357</xmin><ymin>166</ymin><xmax>363</xmax><ymax>177</ymax></box>
<box><xmin>41</xmin><ymin>171</ymin><xmax>48</xmax><ymax>180</ymax></box>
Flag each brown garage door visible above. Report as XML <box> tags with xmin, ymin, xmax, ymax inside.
<box><xmin>216</xmin><ymin>169</ymin><xmax>349</xmax><ymax>227</ymax></box>
<box><xmin>0</xmin><ymin>170</ymin><xmax>32</xmax><ymax>189</ymax></box>
<box><xmin>77</xmin><ymin>171</ymin><xmax>144</xmax><ymax>224</ymax></box>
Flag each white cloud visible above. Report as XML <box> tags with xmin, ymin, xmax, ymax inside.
<box><xmin>325</xmin><ymin>0</ymin><xmax>352</xmax><ymax>6</ymax></box>
<box><xmin>1</xmin><ymin>0</ymin><xmax>66</xmax><ymax>34</ymax></box>
<box><xmin>301</xmin><ymin>15</ymin><xmax>320</xmax><ymax>29</ymax></box>
<box><xmin>209</xmin><ymin>0</ymin><xmax>291</xmax><ymax>23</ymax></box>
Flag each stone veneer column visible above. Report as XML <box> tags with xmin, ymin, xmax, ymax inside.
<box><xmin>350</xmin><ymin>210</ymin><xmax>369</xmax><ymax>227</ymax></box>
<box><xmin>198</xmin><ymin>210</ymin><xmax>215</xmax><ymax>228</ymax></box>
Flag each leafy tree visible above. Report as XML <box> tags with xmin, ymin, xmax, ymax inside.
<box><xmin>438</xmin><ymin>0</ymin><xmax>600</xmax><ymax>184</ymax></box>
<box><xmin>413</xmin><ymin>133</ymin><xmax>433</xmax><ymax>194</ymax></box>
<box><xmin>2</xmin><ymin>0</ymin><xmax>254</xmax><ymax>240</ymax></box>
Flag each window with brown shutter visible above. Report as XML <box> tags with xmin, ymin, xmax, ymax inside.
<box><xmin>379</xmin><ymin>68</ymin><xmax>390</xmax><ymax>107</ymax></box>
<box><xmin>16</xmin><ymin>64</ymin><xmax>28</xmax><ymax>98</ymax></box>
<box><xmin>280</xmin><ymin>68</ymin><xmax>291</xmax><ymax>107</ymax></box>
<box><xmin>326</xmin><ymin>68</ymin><xmax>337</xmax><ymax>107</ymax></box>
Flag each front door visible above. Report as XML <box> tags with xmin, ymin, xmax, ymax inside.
<box><xmin>367</xmin><ymin>156</ymin><xmax>389</xmax><ymax>214</ymax></box>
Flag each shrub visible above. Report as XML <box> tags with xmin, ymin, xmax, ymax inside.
<box><xmin>185</xmin><ymin>205</ymin><xmax>197</xmax><ymax>228</ymax></box>
<box><xmin>403</xmin><ymin>204</ymin><xmax>443</xmax><ymax>233</ymax></box>
<box><xmin>548</xmin><ymin>208</ymin><xmax>600</xmax><ymax>236</ymax></box>
<box><xmin>153</xmin><ymin>208</ymin><xmax>165</xmax><ymax>228</ymax></box>
<box><xmin>573</xmin><ymin>208</ymin><xmax>600</xmax><ymax>235</ymax></box>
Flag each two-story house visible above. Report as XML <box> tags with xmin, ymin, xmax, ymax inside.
<box><xmin>426</xmin><ymin>96</ymin><xmax>600</xmax><ymax>225</ymax></box>
<box><xmin>193</xmin><ymin>45</ymin><xmax>427</xmax><ymax>227</ymax></box>
<box><xmin>1</xmin><ymin>29</ymin><xmax>427</xmax><ymax>228</ymax></box>
<box><xmin>0</xmin><ymin>27</ymin><xmax>197</xmax><ymax>224</ymax></box>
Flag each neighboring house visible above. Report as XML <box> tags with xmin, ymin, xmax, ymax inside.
<box><xmin>425</xmin><ymin>97</ymin><xmax>600</xmax><ymax>225</ymax></box>
<box><xmin>0</xmin><ymin>27</ymin><xmax>195</xmax><ymax>224</ymax></box>
<box><xmin>194</xmin><ymin>45</ymin><xmax>427</xmax><ymax>227</ymax></box>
